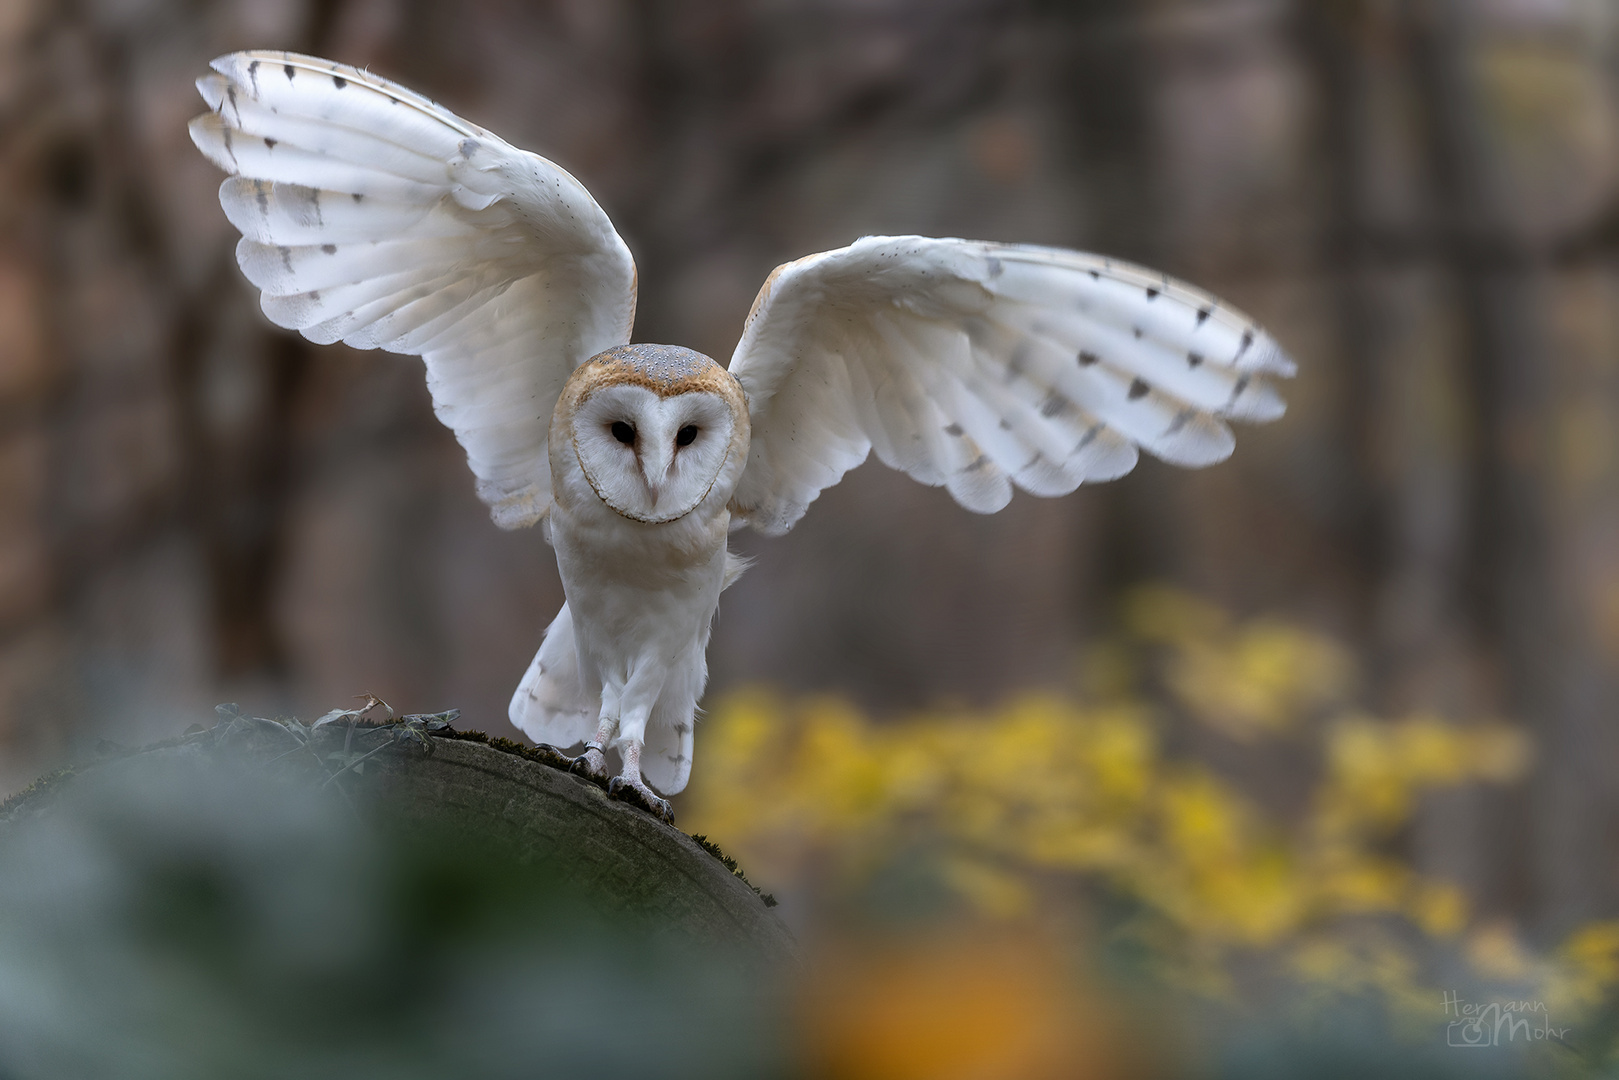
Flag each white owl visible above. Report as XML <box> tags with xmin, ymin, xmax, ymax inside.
<box><xmin>190</xmin><ymin>52</ymin><xmax>1295</xmax><ymax>824</ymax></box>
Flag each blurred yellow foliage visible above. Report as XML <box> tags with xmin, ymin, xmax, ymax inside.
<box><xmin>1550</xmin><ymin>921</ymin><xmax>1619</xmax><ymax>1012</ymax></box>
<box><xmin>685</xmin><ymin>586</ymin><xmax>1619</xmax><ymax>1032</ymax></box>
<box><xmin>1124</xmin><ymin>585</ymin><xmax>1354</xmax><ymax>739</ymax></box>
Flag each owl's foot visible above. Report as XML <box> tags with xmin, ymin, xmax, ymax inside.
<box><xmin>608</xmin><ymin>775</ymin><xmax>675</xmax><ymax>825</ymax></box>
<box><xmin>566</xmin><ymin>742</ymin><xmax>609</xmax><ymax>786</ymax></box>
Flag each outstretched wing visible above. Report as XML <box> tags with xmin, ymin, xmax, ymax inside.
<box><xmin>726</xmin><ymin>236</ymin><xmax>1295</xmax><ymax>535</ymax></box>
<box><xmin>190</xmin><ymin>51</ymin><xmax>636</xmax><ymax>529</ymax></box>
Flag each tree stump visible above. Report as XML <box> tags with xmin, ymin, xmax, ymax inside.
<box><xmin>0</xmin><ymin>716</ymin><xmax>794</xmax><ymax>1079</ymax></box>
<box><xmin>0</xmin><ymin>718</ymin><xmax>791</xmax><ymax>961</ymax></box>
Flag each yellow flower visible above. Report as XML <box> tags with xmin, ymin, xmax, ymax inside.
<box><xmin>680</xmin><ymin>585</ymin><xmax>1562</xmax><ymax>1026</ymax></box>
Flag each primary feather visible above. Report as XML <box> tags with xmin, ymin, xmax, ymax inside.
<box><xmin>190</xmin><ymin>50</ymin><xmax>637</xmax><ymax>529</ymax></box>
<box><xmin>726</xmin><ymin>236</ymin><xmax>1295</xmax><ymax>535</ymax></box>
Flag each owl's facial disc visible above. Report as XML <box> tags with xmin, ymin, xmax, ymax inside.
<box><xmin>572</xmin><ymin>384</ymin><xmax>737</xmax><ymax>523</ymax></box>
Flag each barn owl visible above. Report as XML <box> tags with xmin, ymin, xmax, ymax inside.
<box><xmin>190</xmin><ymin>51</ymin><xmax>1295</xmax><ymax>824</ymax></box>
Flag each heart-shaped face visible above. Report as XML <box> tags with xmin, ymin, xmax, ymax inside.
<box><xmin>557</xmin><ymin>344</ymin><xmax>750</xmax><ymax>525</ymax></box>
<box><xmin>571</xmin><ymin>383</ymin><xmax>739</xmax><ymax>523</ymax></box>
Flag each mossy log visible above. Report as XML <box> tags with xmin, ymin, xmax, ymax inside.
<box><xmin>0</xmin><ymin>718</ymin><xmax>794</xmax><ymax>964</ymax></box>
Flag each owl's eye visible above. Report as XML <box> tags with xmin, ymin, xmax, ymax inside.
<box><xmin>610</xmin><ymin>421</ymin><xmax>636</xmax><ymax>445</ymax></box>
<box><xmin>675</xmin><ymin>425</ymin><xmax>699</xmax><ymax>447</ymax></box>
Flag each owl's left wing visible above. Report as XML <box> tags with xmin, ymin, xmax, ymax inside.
<box><xmin>190</xmin><ymin>51</ymin><xmax>636</xmax><ymax>529</ymax></box>
<box><xmin>726</xmin><ymin>236</ymin><xmax>1295</xmax><ymax>535</ymax></box>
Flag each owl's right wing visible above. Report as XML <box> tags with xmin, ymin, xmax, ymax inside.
<box><xmin>190</xmin><ymin>51</ymin><xmax>636</xmax><ymax>529</ymax></box>
<box><xmin>726</xmin><ymin>236</ymin><xmax>1295</xmax><ymax>535</ymax></box>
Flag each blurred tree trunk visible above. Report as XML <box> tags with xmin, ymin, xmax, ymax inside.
<box><xmin>1404</xmin><ymin>0</ymin><xmax>1617</xmax><ymax>933</ymax></box>
<box><xmin>1041</xmin><ymin>0</ymin><xmax>1168</xmax><ymax>625</ymax></box>
<box><xmin>1293</xmin><ymin>0</ymin><xmax>1507</xmax><ymax>916</ymax></box>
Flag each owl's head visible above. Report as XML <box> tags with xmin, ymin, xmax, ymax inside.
<box><xmin>555</xmin><ymin>344</ymin><xmax>749</xmax><ymax>524</ymax></box>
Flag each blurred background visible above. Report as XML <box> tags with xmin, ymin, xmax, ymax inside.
<box><xmin>2</xmin><ymin>0</ymin><xmax>1619</xmax><ymax>1069</ymax></box>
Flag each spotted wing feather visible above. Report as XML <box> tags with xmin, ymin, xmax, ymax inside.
<box><xmin>726</xmin><ymin>236</ymin><xmax>1295</xmax><ymax>535</ymax></box>
<box><xmin>190</xmin><ymin>50</ymin><xmax>637</xmax><ymax>529</ymax></box>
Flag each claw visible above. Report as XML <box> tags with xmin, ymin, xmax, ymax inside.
<box><xmin>566</xmin><ymin>742</ymin><xmax>609</xmax><ymax>787</ymax></box>
<box><xmin>608</xmin><ymin>775</ymin><xmax>675</xmax><ymax>825</ymax></box>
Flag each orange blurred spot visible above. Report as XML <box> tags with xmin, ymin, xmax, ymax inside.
<box><xmin>798</xmin><ymin>933</ymin><xmax>1134</xmax><ymax>1080</ymax></box>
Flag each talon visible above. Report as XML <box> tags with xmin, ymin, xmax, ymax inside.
<box><xmin>566</xmin><ymin>742</ymin><xmax>608</xmax><ymax>786</ymax></box>
<box><xmin>607</xmin><ymin>775</ymin><xmax>675</xmax><ymax>825</ymax></box>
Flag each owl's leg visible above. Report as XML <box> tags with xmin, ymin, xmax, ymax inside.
<box><xmin>608</xmin><ymin>739</ymin><xmax>674</xmax><ymax>825</ymax></box>
<box><xmin>565</xmin><ymin>713</ymin><xmax>614</xmax><ymax>785</ymax></box>
<box><xmin>566</xmin><ymin>686</ymin><xmax>619</xmax><ymax>785</ymax></box>
<box><xmin>604</xmin><ymin>669</ymin><xmax>674</xmax><ymax>825</ymax></box>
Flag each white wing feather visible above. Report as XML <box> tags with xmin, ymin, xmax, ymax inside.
<box><xmin>727</xmin><ymin>236</ymin><xmax>1295</xmax><ymax>534</ymax></box>
<box><xmin>190</xmin><ymin>51</ymin><xmax>637</xmax><ymax>529</ymax></box>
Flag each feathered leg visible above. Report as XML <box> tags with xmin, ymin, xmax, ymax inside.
<box><xmin>565</xmin><ymin>714</ymin><xmax>614</xmax><ymax>785</ymax></box>
<box><xmin>603</xmin><ymin>665</ymin><xmax>674</xmax><ymax>824</ymax></box>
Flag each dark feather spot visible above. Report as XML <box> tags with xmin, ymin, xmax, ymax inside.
<box><xmin>308</xmin><ymin>290</ymin><xmax>320</xmax><ymax>301</ymax></box>
<box><xmin>1039</xmin><ymin>392</ymin><xmax>1068</xmax><ymax>418</ymax></box>
<box><xmin>387</xmin><ymin>94</ymin><xmax>400</xmax><ymax>105</ymax></box>
<box><xmin>248</xmin><ymin>59</ymin><xmax>259</xmax><ymax>78</ymax></box>
<box><xmin>1078</xmin><ymin>351</ymin><xmax>1099</xmax><ymax>367</ymax></box>
<box><xmin>1231</xmin><ymin>375</ymin><xmax>1250</xmax><ymax>401</ymax></box>
<box><xmin>999</xmin><ymin>419</ymin><xmax>1012</xmax><ymax>431</ymax></box>
<box><xmin>1166</xmin><ymin>408</ymin><xmax>1194</xmax><ymax>436</ymax></box>
<box><xmin>279</xmin><ymin>246</ymin><xmax>293</xmax><ymax>272</ymax></box>
<box><xmin>944</xmin><ymin>423</ymin><xmax>965</xmax><ymax>437</ymax></box>
<box><xmin>1239</xmin><ymin>329</ymin><xmax>1255</xmax><ymax>354</ymax></box>
<box><xmin>1188</xmin><ymin>352</ymin><xmax>1204</xmax><ymax>368</ymax></box>
<box><xmin>459</xmin><ymin>138</ymin><xmax>480</xmax><ymax>158</ymax></box>
<box><xmin>987</xmin><ymin>256</ymin><xmax>1003</xmax><ymax>278</ymax></box>
<box><xmin>253</xmin><ymin>181</ymin><xmax>269</xmax><ymax>214</ymax></box>
<box><xmin>1077</xmin><ymin>424</ymin><xmax>1101</xmax><ymax>450</ymax></box>
<box><xmin>263</xmin><ymin>137</ymin><xmax>277</xmax><ymax>150</ymax></box>
<box><xmin>1128</xmin><ymin>378</ymin><xmax>1150</xmax><ymax>400</ymax></box>
<box><xmin>964</xmin><ymin>454</ymin><xmax>991</xmax><ymax>473</ymax></box>
<box><xmin>332</xmin><ymin>74</ymin><xmax>347</xmax><ymax>89</ymax></box>
<box><xmin>284</xmin><ymin>63</ymin><xmax>295</xmax><ymax>80</ymax></box>
<box><xmin>1196</xmin><ymin>306</ymin><xmax>1211</xmax><ymax>325</ymax></box>
<box><xmin>321</xmin><ymin>243</ymin><xmax>336</xmax><ymax>254</ymax></box>
<box><xmin>1145</xmin><ymin>287</ymin><xmax>1159</xmax><ymax>301</ymax></box>
<box><xmin>1133</xmin><ymin>326</ymin><xmax>1144</xmax><ymax>339</ymax></box>
<box><xmin>287</xmin><ymin>184</ymin><xmax>324</xmax><ymax>226</ymax></box>
<box><xmin>1089</xmin><ymin>269</ymin><xmax>1100</xmax><ymax>280</ymax></box>
<box><xmin>352</xmin><ymin>192</ymin><xmax>364</xmax><ymax>203</ymax></box>
<box><xmin>1006</xmin><ymin>343</ymin><xmax>1030</xmax><ymax>380</ymax></box>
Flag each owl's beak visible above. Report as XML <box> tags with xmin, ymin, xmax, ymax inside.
<box><xmin>638</xmin><ymin>440</ymin><xmax>675</xmax><ymax>505</ymax></box>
